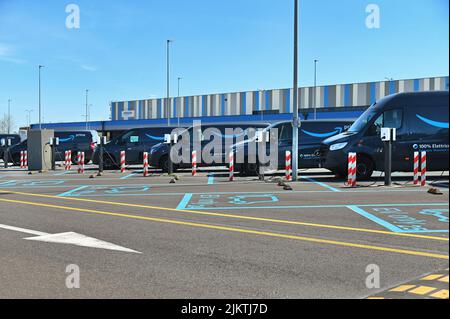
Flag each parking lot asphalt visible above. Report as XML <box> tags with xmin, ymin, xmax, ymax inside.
<box><xmin>0</xmin><ymin>165</ymin><xmax>448</xmax><ymax>298</ymax></box>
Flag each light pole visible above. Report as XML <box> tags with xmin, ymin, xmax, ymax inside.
<box><xmin>7</xmin><ymin>99</ymin><xmax>11</xmax><ymax>134</ymax></box>
<box><xmin>177</xmin><ymin>76</ymin><xmax>182</xmax><ymax>127</ymax></box>
<box><xmin>166</xmin><ymin>40</ymin><xmax>173</xmax><ymax>127</ymax></box>
<box><xmin>313</xmin><ymin>59</ymin><xmax>318</xmax><ymax>120</ymax></box>
<box><xmin>292</xmin><ymin>0</ymin><xmax>300</xmax><ymax>182</ymax></box>
<box><xmin>85</xmin><ymin>89</ymin><xmax>89</xmax><ymax>130</ymax></box>
<box><xmin>26</xmin><ymin>109</ymin><xmax>33</xmax><ymax>127</ymax></box>
<box><xmin>38</xmin><ymin>65</ymin><xmax>44</xmax><ymax>129</ymax></box>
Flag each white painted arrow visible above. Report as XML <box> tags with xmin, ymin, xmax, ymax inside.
<box><xmin>0</xmin><ymin>223</ymin><xmax>141</xmax><ymax>254</ymax></box>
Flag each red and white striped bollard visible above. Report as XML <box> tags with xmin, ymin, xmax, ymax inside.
<box><xmin>67</xmin><ymin>150</ymin><xmax>72</xmax><ymax>170</ymax></box>
<box><xmin>413</xmin><ymin>152</ymin><xmax>419</xmax><ymax>185</ymax></box>
<box><xmin>421</xmin><ymin>151</ymin><xmax>427</xmax><ymax>187</ymax></box>
<box><xmin>229</xmin><ymin>151</ymin><xmax>234</xmax><ymax>182</ymax></box>
<box><xmin>143</xmin><ymin>152</ymin><xmax>149</xmax><ymax>177</ymax></box>
<box><xmin>347</xmin><ymin>153</ymin><xmax>357</xmax><ymax>187</ymax></box>
<box><xmin>192</xmin><ymin>151</ymin><xmax>197</xmax><ymax>177</ymax></box>
<box><xmin>285</xmin><ymin>151</ymin><xmax>292</xmax><ymax>181</ymax></box>
<box><xmin>20</xmin><ymin>151</ymin><xmax>24</xmax><ymax>168</ymax></box>
<box><xmin>120</xmin><ymin>151</ymin><xmax>126</xmax><ymax>173</ymax></box>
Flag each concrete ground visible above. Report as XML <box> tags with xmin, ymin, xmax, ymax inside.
<box><xmin>0</xmin><ymin>164</ymin><xmax>448</xmax><ymax>299</ymax></box>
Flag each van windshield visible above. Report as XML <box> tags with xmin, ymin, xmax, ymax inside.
<box><xmin>348</xmin><ymin>105</ymin><xmax>379</xmax><ymax>133</ymax></box>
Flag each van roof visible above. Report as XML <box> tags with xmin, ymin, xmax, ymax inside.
<box><xmin>377</xmin><ymin>91</ymin><xmax>449</xmax><ymax>108</ymax></box>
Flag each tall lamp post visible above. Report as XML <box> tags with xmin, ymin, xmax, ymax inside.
<box><xmin>313</xmin><ymin>59</ymin><xmax>318</xmax><ymax>120</ymax></box>
<box><xmin>166</xmin><ymin>40</ymin><xmax>173</xmax><ymax>127</ymax></box>
<box><xmin>291</xmin><ymin>0</ymin><xmax>300</xmax><ymax>182</ymax></box>
<box><xmin>26</xmin><ymin>109</ymin><xmax>33</xmax><ymax>127</ymax></box>
<box><xmin>177</xmin><ymin>77</ymin><xmax>182</xmax><ymax>127</ymax></box>
<box><xmin>38</xmin><ymin>65</ymin><xmax>44</xmax><ymax>129</ymax></box>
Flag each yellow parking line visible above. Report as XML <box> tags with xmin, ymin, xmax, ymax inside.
<box><xmin>430</xmin><ymin>289</ymin><xmax>449</xmax><ymax>299</ymax></box>
<box><xmin>409</xmin><ymin>286</ymin><xmax>437</xmax><ymax>296</ymax></box>
<box><xmin>421</xmin><ymin>274</ymin><xmax>444</xmax><ymax>281</ymax></box>
<box><xmin>0</xmin><ymin>197</ymin><xmax>448</xmax><ymax>260</ymax></box>
<box><xmin>0</xmin><ymin>189</ymin><xmax>448</xmax><ymax>242</ymax></box>
<box><xmin>439</xmin><ymin>275</ymin><xmax>449</xmax><ymax>283</ymax></box>
<box><xmin>389</xmin><ymin>285</ymin><xmax>416</xmax><ymax>292</ymax></box>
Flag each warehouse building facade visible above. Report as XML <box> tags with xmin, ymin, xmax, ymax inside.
<box><xmin>111</xmin><ymin>76</ymin><xmax>449</xmax><ymax>121</ymax></box>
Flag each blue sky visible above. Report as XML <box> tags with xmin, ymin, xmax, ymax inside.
<box><xmin>0</xmin><ymin>0</ymin><xmax>448</xmax><ymax>130</ymax></box>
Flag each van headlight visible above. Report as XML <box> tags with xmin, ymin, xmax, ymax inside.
<box><xmin>329</xmin><ymin>142</ymin><xmax>348</xmax><ymax>151</ymax></box>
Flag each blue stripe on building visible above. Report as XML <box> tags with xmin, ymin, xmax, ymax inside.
<box><xmin>241</xmin><ymin>92</ymin><xmax>247</xmax><ymax>114</ymax></box>
<box><xmin>184</xmin><ymin>97</ymin><xmax>190</xmax><ymax>117</ymax></box>
<box><xmin>157</xmin><ymin>99</ymin><xmax>162</xmax><ymax>118</ymax></box>
<box><xmin>221</xmin><ymin>94</ymin><xmax>226</xmax><ymax>116</ymax></box>
<box><xmin>445</xmin><ymin>77</ymin><xmax>449</xmax><ymax>90</ymax></box>
<box><xmin>324</xmin><ymin>87</ymin><xmax>329</xmax><ymax>108</ymax></box>
<box><xmin>285</xmin><ymin>90</ymin><xmax>290</xmax><ymax>113</ymax></box>
<box><xmin>202</xmin><ymin>96</ymin><xmax>207</xmax><ymax>116</ymax></box>
<box><xmin>265</xmin><ymin>91</ymin><xmax>271</xmax><ymax>111</ymax></box>
<box><xmin>344</xmin><ymin>85</ymin><xmax>351</xmax><ymax>106</ymax></box>
<box><xmin>389</xmin><ymin>81</ymin><xmax>396</xmax><ymax>94</ymax></box>
<box><xmin>370</xmin><ymin>82</ymin><xmax>376</xmax><ymax>104</ymax></box>
<box><xmin>414</xmin><ymin>79</ymin><xmax>420</xmax><ymax>92</ymax></box>
<box><xmin>255</xmin><ymin>91</ymin><xmax>260</xmax><ymax>111</ymax></box>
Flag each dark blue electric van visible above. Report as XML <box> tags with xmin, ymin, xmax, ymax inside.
<box><xmin>232</xmin><ymin>120</ymin><xmax>353</xmax><ymax>175</ymax></box>
<box><xmin>8</xmin><ymin>131</ymin><xmax>100</xmax><ymax>165</ymax></box>
<box><xmin>92</xmin><ymin>126</ymin><xmax>177</xmax><ymax>168</ymax></box>
<box><xmin>320</xmin><ymin>91</ymin><xmax>449</xmax><ymax>179</ymax></box>
<box><xmin>148</xmin><ymin>123</ymin><xmax>269</xmax><ymax>172</ymax></box>
<box><xmin>1</xmin><ymin>134</ymin><xmax>21</xmax><ymax>160</ymax></box>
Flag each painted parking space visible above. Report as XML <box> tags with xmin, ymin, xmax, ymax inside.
<box><xmin>348</xmin><ymin>205</ymin><xmax>449</xmax><ymax>234</ymax></box>
<box><xmin>57</xmin><ymin>185</ymin><xmax>154</xmax><ymax>197</ymax></box>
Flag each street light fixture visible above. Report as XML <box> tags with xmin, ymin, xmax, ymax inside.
<box><xmin>26</xmin><ymin>109</ymin><xmax>34</xmax><ymax>127</ymax></box>
<box><xmin>177</xmin><ymin>77</ymin><xmax>182</xmax><ymax>127</ymax></box>
<box><xmin>313</xmin><ymin>59</ymin><xmax>319</xmax><ymax>120</ymax></box>
<box><xmin>291</xmin><ymin>0</ymin><xmax>300</xmax><ymax>182</ymax></box>
<box><xmin>166</xmin><ymin>40</ymin><xmax>173</xmax><ymax>127</ymax></box>
<box><xmin>38</xmin><ymin>65</ymin><xmax>44</xmax><ymax>129</ymax></box>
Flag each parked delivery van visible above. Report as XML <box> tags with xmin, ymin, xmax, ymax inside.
<box><xmin>319</xmin><ymin>91</ymin><xmax>449</xmax><ymax>179</ymax></box>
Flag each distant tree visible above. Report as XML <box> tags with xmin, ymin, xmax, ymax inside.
<box><xmin>0</xmin><ymin>114</ymin><xmax>15</xmax><ymax>133</ymax></box>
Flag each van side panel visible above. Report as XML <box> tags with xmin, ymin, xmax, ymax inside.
<box><xmin>406</xmin><ymin>105</ymin><xmax>449</xmax><ymax>171</ymax></box>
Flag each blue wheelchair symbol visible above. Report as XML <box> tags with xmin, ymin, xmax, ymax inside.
<box><xmin>418</xmin><ymin>209</ymin><xmax>449</xmax><ymax>223</ymax></box>
<box><xmin>105</xmin><ymin>186</ymin><xmax>150</xmax><ymax>194</ymax></box>
<box><xmin>228</xmin><ymin>194</ymin><xmax>279</xmax><ymax>205</ymax></box>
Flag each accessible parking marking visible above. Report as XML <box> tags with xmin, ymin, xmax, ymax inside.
<box><xmin>348</xmin><ymin>205</ymin><xmax>449</xmax><ymax>234</ymax></box>
<box><xmin>0</xmin><ymin>196</ymin><xmax>448</xmax><ymax>260</ymax></box>
<box><xmin>0</xmin><ymin>189</ymin><xmax>447</xmax><ymax>242</ymax></box>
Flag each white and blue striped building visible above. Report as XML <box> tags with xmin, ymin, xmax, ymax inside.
<box><xmin>111</xmin><ymin>76</ymin><xmax>449</xmax><ymax>121</ymax></box>
<box><xmin>32</xmin><ymin>76</ymin><xmax>449</xmax><ymax>134</ymax></box>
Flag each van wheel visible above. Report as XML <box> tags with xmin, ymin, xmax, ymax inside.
<box><xmin>356</xmin><ymin>155</ymin><xmax>374</xmax><ymax>180</ymax></box>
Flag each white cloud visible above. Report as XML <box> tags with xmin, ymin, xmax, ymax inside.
<box><xmin>0</xmin><ymin>42</ymin><xmax>27</xmax><ymax>64</ymax></box>
<box><xmin>81</xmin><ymin>64</ymin><xmax>97</xmax><ymax>72</ymax></box>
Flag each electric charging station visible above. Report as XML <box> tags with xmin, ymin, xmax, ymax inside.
<box><xmin>164</xmin><ymin>133</ymin><xmax>177</xmax><ymax>174</ymax></box>
<box><xmin>381</xmin><ymin>127</ymin><xmax>397</xmax><ymax>186</ymax></box>
<box><xmin>98</xmin><ymin>136</ymin><xmax>107</xmax><ymax>174</ymax></box>
<box><xmin>255</xmin><ymin>130</ymin><xmax>270</xmax><ymax>181</ymax></box>
<box><xmin>49</xmin><ymin>136</ymin><xmax>60</xmax><ymax>171</ymax></box>
<box><xmin>27</xmin><ymin>130</ymin><xmax>54</xmax><ymax>171</ymax></box>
